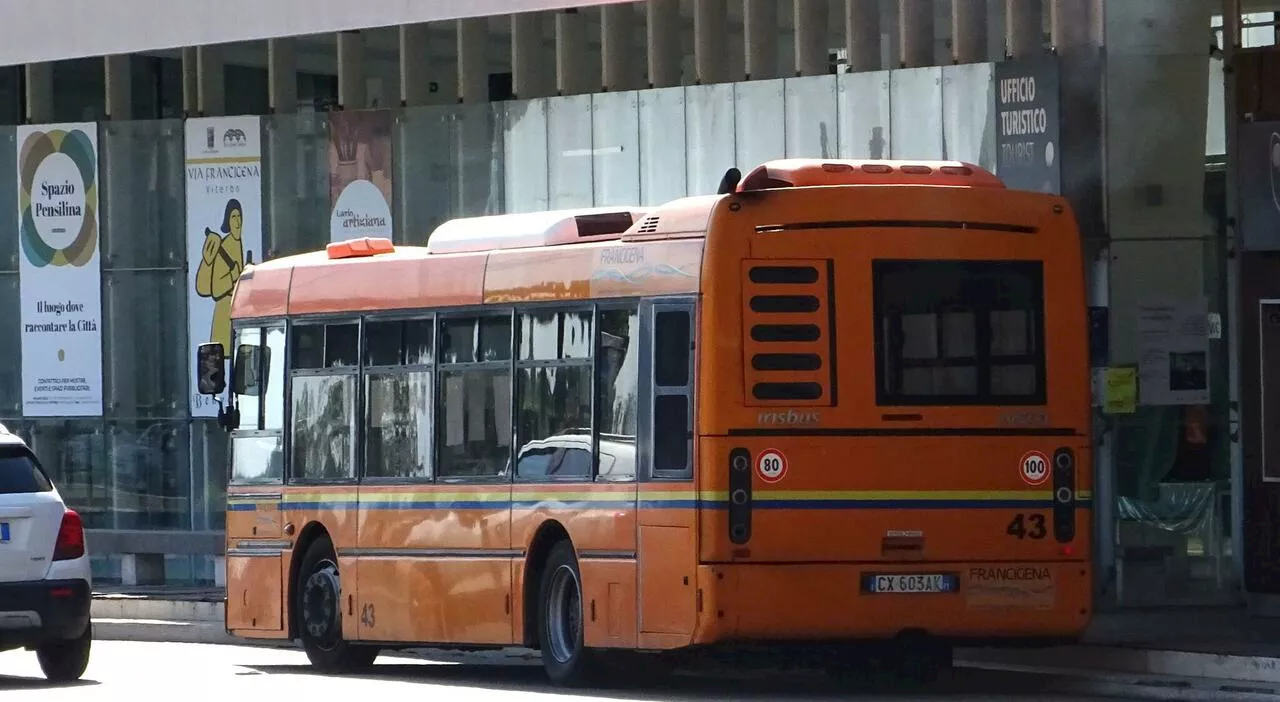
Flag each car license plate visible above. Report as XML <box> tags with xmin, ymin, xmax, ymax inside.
<box><xmin>0</xmin><ymin>522</ymin><xmax>8</xmax><ymax>543</ymax></box>
<box><xmin>861</xmin><ymin>572</ymin><xmax>957</xmax><ymax>594</ymax></box>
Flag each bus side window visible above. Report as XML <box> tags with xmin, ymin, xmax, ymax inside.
<box><xmin>652</xmin><ymin>306</ymin><xmax>693</xmax><ymax>479</ymax></box>
<box><xmin>596</xmin><ymin>307</ymin><xmax>639</xmax><ymax>482</ymax></box>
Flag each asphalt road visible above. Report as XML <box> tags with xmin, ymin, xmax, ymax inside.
<box><xmin>0</xmin><ymin>640</ymin><xmax>1136</xmax><ymax>701</ymax></box>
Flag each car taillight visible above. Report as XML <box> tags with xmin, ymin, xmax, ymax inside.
<box><xmin>53</xmin><ymin>509</ymin><xmax>85</xmax><ymax>561</ymax></box>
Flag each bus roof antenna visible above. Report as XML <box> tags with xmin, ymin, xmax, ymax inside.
<box><xmin>717</xmin><ymin>167</ymin><xmax>741</xmax><ymax>195</ymax></box>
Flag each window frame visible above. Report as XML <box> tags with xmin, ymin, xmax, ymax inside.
<box><xmin>871</xmin><ymin>259</ymin><xmax>1049</xmax><ymax>407</ymax></box>
<box><xmin>286</xmin><ymin>315</ymin><xmax>363</xmax><ymax>486</ymax></box>
<box><xmin>433</xmin><ymin>307</ymin><xmax>516</xmax><ymax>485</ymax></box>
<box><xmin>593</xmin><ymin>301</ymin><xmax>641</xmax><ymax>485</ymax></box>
<box><xmin>228</xmin><ymin>318</ymin><xmax>287</xmax><ymax>487</ymax></box>
<box><xmin>360</xmin><ymin>311</ymin><xmax>437</xmax><ymax>486</ymax></box>
<box><xmin>513</xmin><ymin>304</ymin><xmax>597</xmax><ymax>485</ymax></box>
<box><xmin>646</xmin><ymin>297</ymin><xmax>696</xmax><ymax>482</ymax></box>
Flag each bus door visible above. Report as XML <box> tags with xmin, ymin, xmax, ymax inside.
<box><xmin>637</xmin><ymin>297</ymin><xmax>699</xmax><ymax>641</ymax></box>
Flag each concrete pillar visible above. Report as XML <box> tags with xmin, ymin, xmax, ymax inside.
<box><xmin>845</xmin><ymin>0</ymin><xmax>882</xmax><ymax>72</ymax></box>
<box><xmin>1006</xmin><ymin>0</ymin><xmax>1043</xmax><ymax>58</ymax></box>
<box><xmin>556</xmin><ymin>9</ymin><xmax>590</xmax><ymax>95</ymax></box>
<box><xmin>647</xmin><ymin>0</ymin><xmax>681</xmax><ymax>87</ymax></box>
<box><xmin>180</xmin><ymin>48</ymin><xmax>198</xmax><ymax>116</ymax></box>
<box><xmin>196</xmin><ymin>46</ymin><xmax>226</xmax><ymax>117</ymax></box>
<box><xmin>695</xmin><ymin>0</ymin><xmax>730</xmax><ymax>84</ymax></box>
<box><xmin>24</xmin><ymin>63</ymin><xmax>53</xmax><ymax>123</ymax></box>
<box><xmin>794</xmin><ymin>0</ymin><xmax>827</xmax><ymax>76</ymax></box>
<box><xmin>744</xmin><ymin>0</ymin><xmax>780</xmax><ymax>80</ymax></box>
<box><xmin>457</xmin><ymin>17</ymin><xmax>488</xmax><ymax>103</ymax></box>
<box><xmin>952</xmin><ymin>0</ymin><xmax>988</xmax><ymax>63</ymax></box>
<box><xmin>267</xmin><ymin>38</ymin><xmax>297</xmax><ymax>114</ymax></box>
<box><xmin>601</xmin><ymin>3</ymin><xmax>638</xmax><ymax>91</ymax></box>
<box><xmin>337</xmin><ymin>30</ymin><xmax>366</xmax><ymax>109</ymax></box>
<box><xmin>104</xmin><ymin>55</ymin><xmax>132</xmax><ymax>121</ymax></box>
<box><xmin>513</xmin><ymin>12</ymin><xmax>554</xmax><ymax>98</ymax></box>
<box><xmin>898</xmin><ymin>0</ymin><xmax>934</xmax><ymax>68</ymax></box>
<box><xmin>1049</xmin><ymin>0</ymin><xmax>1091</xmax><ymax>51</ymax></box>
<box><xmin>400</xmin><ymin>24</ymin><xmax>430</xmax><ymax>106</ymax></box>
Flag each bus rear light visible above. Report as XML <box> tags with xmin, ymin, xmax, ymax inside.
<box><xmin>728</xmin><ymin>448</ymin><xmax>753</xmax><ymax>545</ymax></box>
<box><xmin>821</xmin><ymin>162</ymin><xmax>854</xmax><ymax>173</ymax></box>
<box><xmin>860</xmin><ymin>164</ymin><xmax>893</xmax><ymax>174</ymax></box>
<box><xmin>1052</xmin><ymin>448</ymin><xmax>1076</xmax><ymax>544</ymax></box>
<box><xmin>899</xmin><ymin>165</ymin><xmax>933</xmax><ymax>174</ymax></box>
<box><xmin>940</xmin><ymin>165</ymin><xmax>974</xmax><ymax>176</ymax></box>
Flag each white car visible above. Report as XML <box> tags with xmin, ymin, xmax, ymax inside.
<box><xmin>0</xmin><ymin>423</ymin><xmax>92</xmax><ymax>681</ymax></box>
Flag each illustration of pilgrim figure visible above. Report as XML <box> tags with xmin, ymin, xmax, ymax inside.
<box><xmin>195</xmin><ymin>198</ymin><xmax>246</xmax><ymax>354</ymax></box>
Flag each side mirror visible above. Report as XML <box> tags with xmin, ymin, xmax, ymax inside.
<box><xmin>196</xmin><ymin>343</ymin><xmax>227</xmax><ymax>396</ymax></box>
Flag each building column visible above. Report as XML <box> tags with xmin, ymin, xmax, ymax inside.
<box><xmin>794</xmin><ymin>0</ymin><xmax>826</xmax><ymax>77</ymax></box>
<box><xmin>898</xmin><ymin>0</ymin><xmax>934</xmax><ymax>68</ymax></box>
<box><xmin>513</xmin><ymin>13</ymin><xmax>554</xmax><ymax>98</ymax></box>
<box><xmin>457</xmin><ymin>18</ymin><xmax>488</xmax><ymax>103</ymax></box>
<box><xmin>104</xmin><ymin>55</ymin><xmax>132</xmax><ymax>121</ymax></box>
<box><xmin>601</xmin><ymin>3</ymin><xmax>638</xmax><ymax>91</ymax></box>
<box><xmin>744</xmin><ymin>0</ymin><xmax>779</xmax><ymax>80</ymax></box>
<box><xmin>556</xmin><ymin>9</ymin><xmax>590</xmax><ymax>95</ymax></box>
<box><xmin>337</xmin><ymin>30</ymin><xmax>366</xmax><ymax>110</ymax></box>
<box><xmin>195</xmin><ymin>46</ymin><xmax>225</xmax><ymax>117</ymax></box>
<box><xmin>694</xmin><ymin>0</ymin><xmax>729</xmax><ymax>84</ymax></box>
<box><xmin>1006</xmin><ymin>0</ymin><xmax>1043</xmax><ymax>58</ymax></box>
<box><xmin>24</xmin><ymin>63</ymin><xmax>53</xmax><ymax>123</ymax></box>
<box><xmin>647</xmin><ymin>0</ymin><xmax>681</xmax><ymax>87</ymax></box>
<box><xmin>952</xmin><ymin>0</ymin><xmax>988</xmax><ymax>63</ymax></box>
<box><xmin>845</xmin><ymin>0</ymin><xmax>882</xmax><ymax>72</ymax></box>
<box><xmin>1049</xmin><ymin>0</ymin><xmax>1091</xmax><ymax>51</ymax></box>
<box><xmin>268</xmin><ymin>38</ymin><xmax>297</xmax><ymax>114</ymax></box>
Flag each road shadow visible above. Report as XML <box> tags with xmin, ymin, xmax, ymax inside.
<box><xmin>241</xmin><ymin>660</ymin><xmax>1073</xmax><ymax>700</ymax></box>
<box><xmin>0</xmin><ymin>674</ymin><xmax>100</xmax><ymax>691</ymax></box>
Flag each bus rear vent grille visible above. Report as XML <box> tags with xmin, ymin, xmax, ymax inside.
<box><xmin>741</xmin><ymin>259</ymin><xmax>837</xmax><ymax>407</ymax></box>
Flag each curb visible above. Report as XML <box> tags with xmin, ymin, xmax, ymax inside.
<box><xmin>957</xmin><ymin>645</ymin><xmax>1280</xmax><ymax>687</ymax></box>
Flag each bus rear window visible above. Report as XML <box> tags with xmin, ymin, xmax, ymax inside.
<box><xmin>0</xmin><ymin>448</ymin><xmax>53</xmax><ymax>494</ymax></box>
<box><xmin>873</xmin><ymin>260</ymin><xmax>1047</xmax><ymax>406</ymax></box>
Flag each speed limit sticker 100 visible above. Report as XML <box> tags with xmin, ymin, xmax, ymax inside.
<box><xmin>1019</xmin><ymin>450</ymin><xmax>1051</xmax><ymax>486</ymax></box>
<box><xmin>756</xmin><ymin>449</ymin><xmax>788</xmax><ymax>484</ymax></box>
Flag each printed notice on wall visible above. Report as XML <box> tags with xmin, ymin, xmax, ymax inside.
<box><xmin>184</xmin><ymin>115</ymin><xmax>264</xmax><ymax>417</ymax></box>
<box><xmin>16</xmin><ymin>122</ymin><xmax>103</xmax><ymax>417</ymax></box>
<box><xmin>1138</xmin><ymin>299</ymin><xmax>1211</xmax><ymax>406</ymax></box>
<box><xmin>328</xmin><ymin>109</ymin><xmax>393</xmax><ymax>243</ymax></box>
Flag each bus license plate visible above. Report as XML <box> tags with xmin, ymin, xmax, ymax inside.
<box><xmin>862</xmin><ymin>573</ymin><xmax>956</xmax><ymax>594</ymax></box>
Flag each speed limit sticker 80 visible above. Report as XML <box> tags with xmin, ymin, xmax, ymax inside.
<box><xmin>1019</xmin><ymin>450</ymin><xmax>1051</xmax><ymax>486</ymax></box>
<box><xmin>756</xmin><ymin>448</ymin><xmax>788</xmax><ymax>484</ymax></box>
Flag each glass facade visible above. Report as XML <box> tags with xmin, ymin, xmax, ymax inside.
<box><xmin>0</xmin><ymin>68</ymin><xmax>995</xmax><ymax>584</ymax></box>
<box><xmin>1</xmin><ymin>53</ymin><xmax>1235</xmax><ymax>605</ymax></box>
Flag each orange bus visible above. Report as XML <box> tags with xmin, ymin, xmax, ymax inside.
<box><xmin>196</xmin><ymin>158</ymin><xmax>1092</xmax><ymax>686</ymax></box>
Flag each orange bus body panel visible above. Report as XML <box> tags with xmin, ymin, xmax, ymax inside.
<box><xmin>224</xmin><ymin>160</ymin><xmax>1092</xmax><ymax>655</ymax></box>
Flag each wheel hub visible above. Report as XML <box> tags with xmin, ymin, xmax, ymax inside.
<box><xmin>547</xmin><ymin>564</ymin><xmax>583</xmax><ymax>665</ymax></box>
<box><xmin>301</xmin><ymin>563</ymin><xmax>341</xmax><ymax>644</ymax></box>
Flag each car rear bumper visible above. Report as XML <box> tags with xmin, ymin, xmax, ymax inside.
<box><xmin>0</xmin><ymin>579</ymin><xmax>91</xmax><ymax>650</ymax></box>
<box><xmin>691</xmin><ymin>560</ymin><xmax>1092</xmax><ymax>647</ymax></box>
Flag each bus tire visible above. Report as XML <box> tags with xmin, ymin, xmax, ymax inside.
<box><xmin>295</xmin><ymin>534</ymin><xmax>379</xmax><ymax>673</ymax></box>
<box><xmin>538</xmin><ymin>540</ymin><xmax>594</xmax><ymax>687</ymax></box>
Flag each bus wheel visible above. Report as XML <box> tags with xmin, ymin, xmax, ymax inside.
<box><xmin>538</xmin><ymin>541</ymin><xmax>594</xmax><ymax>686</ymax></box>
<box><xmin>295</xmin><ymin>535</ymin><xmax>378</xmax><ymax>673</ymax></box>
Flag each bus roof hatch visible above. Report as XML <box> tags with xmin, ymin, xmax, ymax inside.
<box><xmin>735</xmin><ymin>159</ymin><xmax>1005</xmax><ymax>192</ymax></box>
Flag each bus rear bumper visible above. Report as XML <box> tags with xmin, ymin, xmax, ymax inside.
<box><xmin>692</xmin><ymin>560</ymin><xmax>1092</xmax><ymax>647</ymax></box>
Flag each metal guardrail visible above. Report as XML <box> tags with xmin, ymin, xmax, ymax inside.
<box><xmin>85</xmin><ymin>529</ymin><xmax>225</xmax><ymax>556</ymax></box>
